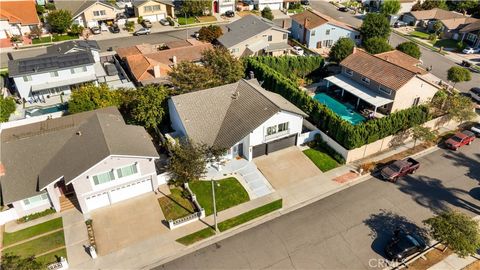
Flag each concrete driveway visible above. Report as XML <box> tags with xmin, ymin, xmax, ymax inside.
<box><xmin>91</xmin><ymin>193</ymin><xmax>168</xmax><ymax>255</ymax></box>
<box><xmin>254</xmin><ymin>147</ymin><xmax>322</xmax><ymax>189</ymax></box>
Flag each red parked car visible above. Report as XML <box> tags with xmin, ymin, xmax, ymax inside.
<box><xmin>445</xmin><ymin>130</ymin><xmax>475</xmax><ymax>150</ymax></box>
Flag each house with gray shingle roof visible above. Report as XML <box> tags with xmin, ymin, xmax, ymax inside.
<box><xmin>54</xmin><ymin>0</ymin><xmax>119</xmax><ymax>28</ymax></box>
<box><xmin>168</xmin><ymin>79</ymin><xmax>308</xmax><ymax>160</ymax></box>
<box><xmin>0</xmin><ymin>107</ymin><xmax>163</xmax><ymax>220</ymax></box>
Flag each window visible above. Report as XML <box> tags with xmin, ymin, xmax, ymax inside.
<box><xmin>326</xmin><ymin>29</ymin><xmax>330</xmax><ymax>35</ymax></box>
<box><xmin>354</xmin><ymin>34</ymin><xmax>360</xmax><ymax>40</ymax></box>
<box><xmin>152</xmin><ymin>5</ymin><xmax>161</xmax><ymax>11</ymax></box>
<box><xmin>278</xmin><ymin>122</ymin><xmax>289</xmax><ymax>132</ymax></box>
<box><xmin>93</xmin><ymin>170</ymin><xmax>115</xmax><ymax>185</ymax></box>
<box><xmin>71</xmin><ymin>66</ymin><xmax>87</xmax><ymax>74</ymax></box>
<box><xmin>117</xmin><ymin>164</ymin><xmax>138</xmax><ymax>178</ymax></box>
<box><xmin>267</xmin><ymin>35</ymin><xmax>272</xmax><ymax>42</ymax></box>
<box><xmin>23</xmin><ymin>75</ymin><xmax>32</xmax><ymax>82</ymax></box>
<box><xmin>93</xmin><ymin>10</ymin><xmax>106</xmax><ymax>16</ymax></box>
<box><xmin>231</xmin><ymin>48</ymin><xmax>239</xmax><ymax>53</ymax></box>
<box><xmin>412</xmin><ymin>97</ymin><xmax>420</xmax><ymax>106</ymax></box>
<box><xmin>322</xmin><ymin>39</ymin><xmax>333</xmax><ymax>47</ymax></box>
<box><xmin>23</xmin><ymin>193</ymin><xmax>49</xmax><ymax>206</ymax></box>
<box><xmin>378</xmin><ymin>85</ymin><xmax>391</xmax><ymax>95</ymax></box>
<box><xmin>266</xmin><ymin>125</ymin><xmax>277</xmax><ymax>135</ymax></box>
<box><xmin>266</xmin><ymin>122</ymin><xmax>289</xmax><ymax>136</ymax></box>
<box><xmin>311</xmin><ymin>30</ymin><xmax>315</xmax><ymax>36</ymax></box>
<box><xmin>361</xmin><ymin>77</ymin><xmax>370</xmax><ymax>84</ymax></box>
<box><xmin>466</xmin><ymin>33</ymin><xmax>477</xmax><ymax>42</ymax></box>
<box><xmin>50</xmin><ymin>71</ymin><xmax>58</xmax><ymax>77</ymax></box>
<box><xmin>345</xmin><ymin>69</ymin><xmax>353</xmax><ymax>76</ymax></box>
<box><xmin>283</xmin><ymin>33</ymin><xmax>287</xmax><ymax>40</ymax></box>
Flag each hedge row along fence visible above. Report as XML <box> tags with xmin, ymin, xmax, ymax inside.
<box><xmin>249</xmin><ymin>55</ymin><xmax>324</xmax><ymax>81</ymax></box>
<box><xmin>245</xmin><ymin>58</ymin><xmax>431</xmax><ymax>150</ymax></box>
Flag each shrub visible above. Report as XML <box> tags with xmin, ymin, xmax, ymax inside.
<box><xmin>137</xmin><ymin>16</ymin><xmax>143</xmax><ymax>24</ymax></box>
<box><xmin>124</xmin><ymin>21</ymin><xmax>135</xmax><ymax>32</ymax></box>
<box><xmin>166</xmin><ymin>17</ymin><xmax>175</xmax><ymax>26</ymax></box>
<box><xmin>428</xmin><ymin>33</ymin><xmax>437</xmax><ymax>42</ymax></box>
<box><xmin>289</xmin><ymin>2</ymin><xmax>301</xmax><ymax>9</ymax></box>
<box><xmin>456</xmin><ymin>41</ymin><xmax>466</xmax><ymax>51</ymax></box>
<box><xmin>396</xmin><ymin>41</ymin><xmax>421</xmax><ymax>59</ymax></box>
<box><xmin>261</xmin><ymin>7</ymin><xmax>274</xmax><ymax>20</ymax></box>
<box><xmin>251</xmin><ymin>55</ymin><xmax>324</xmax><ymax>81</ymax></box>
<box><xmin>359</xmin><ymin>162</ymin><xmax>375</xmax><ymax>173</ymax></box>
<box><xmin>17</xmin><ymin>208</ymin><xmax>56</xmax><ymax>223</ymax></box>
<box><xmin>363</xmin><ymin>37</ymin><xmax>393</xmax><ymax>54</ymax></box>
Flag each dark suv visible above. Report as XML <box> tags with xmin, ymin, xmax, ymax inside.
<box><xmin>385</xmin><ymin>229</ymin><xmax>427</xmax><ymax>261</ymax></box>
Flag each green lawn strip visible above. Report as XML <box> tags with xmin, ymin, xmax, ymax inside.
<box><xmin>32</xmin><ymin>36</ymin><xmax>52</xmax><ymax>44</ymax></box>
<box><xmin>3</xmin><ymin>217</ymin><xmax>63</xmax><ymax>247</ymax></box>
<box><xmin>431</xmin><ymin>39</ymin><xmax>457</xmax><ymax>49</ymax></box>
<box><xmin>175</xmin><ymin>227</ymin><xmax>216</xmax><ymax>246</ymax></box>
<box><xmin>409</xmin><ymin>30</ymin><xmax>430</xmax><ymax>39</ymax></box>
<box><xmin>190</xmin><ymin>177</ymin><xmax>250</xmax><ymax>216</ymax></box>
<box><xmin>303</xmin><ymin>148</ymin><xmax>339</xmax><ymax>172</ymax></box>
<box><xmin>178</xmin><ymin>17</ymin><xmax>197</xmax><ymax>25</ymax></box>
<box><xmin>394</xmin><ymin>30</ymin><xmax>447</xmax><ymax>55</ymax></box>
<box><xmin>218</xmin><ymin>199</ymin><xmax>283</xmax><ymax>232</ymax></box>
<box><xmin>158</xmin><ymin>188</ymin><xmax>195</xmax><ymax>220</ymax></box>
<box><xmin>35</xmin><ymin>247</ymin><xmax>67</xmax><ymax>266</ymax></box>
<box><xmin>3</xmin><ymin>230</ymin><xmax>65</xmax><ymax>258</ymax></box>
<box><xmin>52</xmin><ymin>34</ymin><xmax>78</xmax><ymax>42</ymax></box>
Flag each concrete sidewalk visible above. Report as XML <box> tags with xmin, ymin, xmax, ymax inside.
<box><xmin>428</xmin><ymin>254</ymin><xmax>478</xmax><ymax>270</ymax></box>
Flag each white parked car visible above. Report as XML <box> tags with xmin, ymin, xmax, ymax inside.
<box><xmin>292</xmin><ymin>46</ymin><xmax>304</xmax><ymax>56</ymax></box>
<box><xmin>471</xmin><ymin>122</ymin><xmax>480</xmax><ymax>137</ymax></box>
<box><xmin>462</xmin><ymin>47</ymin><xmax>480</xmax><ymax>54</ymax></box>
<box><xmin>470</xmin><ymin>87</ymin><xmax>480</xmax><ymax>103</ymax></box>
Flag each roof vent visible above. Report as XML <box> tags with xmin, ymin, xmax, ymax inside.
<box><xmin>231</xmin><ymin>91</ymin><xmax>240</xmax><ymax>100</ymax></box>
<box><xmin>76</xmin><ymin>131</ymin><xmax>82</xmax><ymax>136</ymax></box>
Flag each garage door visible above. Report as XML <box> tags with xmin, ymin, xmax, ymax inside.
<box><xmin>143</xmin><ymin>14</ymin><xmax>166</xmax><ymax>22</ymax></box>
<box><xmin>86</xmin><ymin>192</ymin><xmax>110</xmax><ymax>212</ymax></box>
<box><xmin>267</xmin><ymin>134</ymin><xmax>297</xmax><ymax>154</ymax></box>
<box><xmin>110</xmin><ymin>179</ymin><xmax>153</xmax><ymax>204</ymax></box>
<box><xmin>259</xmin><ymin>3</ymin><xmax>281</xmax><ymax>10</ymax></box>
<box><xmin>252</xmin><ymin>144</ymin><xmax>267</xmax><ymax>158</ymax></box>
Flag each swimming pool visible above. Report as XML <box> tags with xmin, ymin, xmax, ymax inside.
<box><xmin>25</xmin><ymin>104</ymin><xmax>67</xmax><ymax>117</ymax></box>
<box><xmin>313</xmin><ymin>93</ymin><xmax>366</xmax><ymax>125</ymax></box>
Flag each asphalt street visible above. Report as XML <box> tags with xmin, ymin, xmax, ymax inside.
<box><xmin>159</xmin><ymin>140</ymin><xmax>480</xmax><ymax>270</ymax></box>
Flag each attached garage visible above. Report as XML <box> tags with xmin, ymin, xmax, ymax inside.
<box><xmin>86</xmin><ymin>192</ymin><xmax>110</xmax><ymax>212</ymax></box>
<box><xmin>252</xmin><ymin>144</ymin><xmax>267</xmax><ymax>158</ymax></box>
<box><xmin>259</xmin><ymin>2</ymin><xmax>282</xmax><ymax>10</ymax></box>
<box><xmin>252</xmin><ymin>134</ymin><xmax>297</xmax><ymax>158</ymax></box>
<box><xmin>143</xmin><ymin>14</ymin><xmax>166</xmax><ymax>22</ymax></box>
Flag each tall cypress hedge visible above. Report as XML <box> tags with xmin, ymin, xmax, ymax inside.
<box><xmin>245</xmin><ymin>58</ymin><xmax>430</xmax><ymax>150</ymax></box>
<box><xmin>250</xmin><ymin>55</ymin><xmax>324</xmax><ymax>81</ymax></box>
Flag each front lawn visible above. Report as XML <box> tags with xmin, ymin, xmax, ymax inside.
<box><xmin>3</xmin><ymin>217</ymin><xmax>63</xmax><ymax>247</ymax></box>
<box><xmin>303</xmin><ymin>148</ymin><xmax>339</xmax><ymax>172</ymax></box>
<box><xmin>218</xmin><ymin>199</ymin><xmax>282</xmax><ymax>231</ymax></box>
<box><xmin>288</xmin><ymin>7</ymin><xmax>304</xmax><ymax>14</ymax></box>
<box><xmin>409</xmin><ymin>30</ymin><xmax>430</xmax><ymax>39</ymax></box>
<box><xmin>190</xmin><ymin>177</ymin><xmax>249</xmax><ymax>216</ymax></box>
<box><xmin>158</xmin><ymin>188</ymin><xmax>195</xmax><ymax>220</ymax></box>
<box><xmin>36</xmin><ymin>248</ymin><xmax>67</xmax><ymax>265</ymax></box>
<box><xmin>32</xmin><ymin>36</ymin><xmax>52</xmax><ymax>44</ymax></box>
<box><xmin>197</xmin><ymin>16</ymin><xmax>216</xmax><ymax>23</ymax></box>
<box><xmin>52</xmin><ymin>34</ymin><xmax>78</xmax><ymax>42</ymax></box>
<box><xmin>431</xmin><ymin>38</ymin><xmax>457</xmax><ymax>49</ymax></box>
<box><xmin>176</xmin><ymin>227</ymin><xmax>215</xmax><ymax>245</ymax></box>
<box><xmin>3</xmin><ymin>230</ymin><xmax>65</xmax><ymax>258</ymax></box>
<box><xmin>178</xmin><ymin>17</ymin><xmax>197</xmax><ymax>25</ymax></box>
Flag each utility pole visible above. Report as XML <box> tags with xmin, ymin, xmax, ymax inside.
<box><xmin>211</xmin><ymin>179</ymin><xmax>218</xmax><ymax>233</ymax></box>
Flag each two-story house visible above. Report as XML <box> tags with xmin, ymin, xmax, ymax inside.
<box><xmin>324</xmin><ymin>49</ymin><xmax>440</xmax><ymax>114</ymax></box>
<box><xmin>0</xmin><ymin>107</ymin><xmax>163</xmax><ymax>220</ymax></box>
<box><xmin>0</xmin><ymin>0</ymin><xmax>40</xmax><ymax>39</ymax></box>
<box><xmin>291</xmin><ymin>10</ymin><xmax>361</xmax><ymax>49</ymax></box>
<box><xmin>168</xmin><ymin>79</ymin><xmax>308</xmax><ymax>160</ymax></box>
<box><xmin>54</xmin><ymin>0</ymin><xmax>119</xmax><ymax>28</ymax></box>
<box><xmin>213</xmin><ymin>0</ymin><xmax>235</xmax><ymax>14</ymax></box>
<box><xmin>217</xmin><ymin>15</ymin><xmax>291</xmax><ymax>57</ymax></box>
<box><xmin>133</xmin><ymin>0</ymin><xmax>174</xmax><ymax>21</ymax></box>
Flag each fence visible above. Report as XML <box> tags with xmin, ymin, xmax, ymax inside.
<box><xmin>0</xmin><ymin>111</ymin><xmax>64</xmax><ymax>131</ymax></box>
<box><xmin>167</xmin><ymin>182</ymin><xmax>205</xmax><ymax>229</ymax></box>
<box><xmin>0</xmin><ymin>208</ymin><xmax>19</xmax><ymax>225</ymax></box>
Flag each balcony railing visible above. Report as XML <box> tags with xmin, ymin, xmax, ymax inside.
<box><xmin>264</xmin><ymin>129</ymin><xmax>290</xmax><ymax>142</ymax></box>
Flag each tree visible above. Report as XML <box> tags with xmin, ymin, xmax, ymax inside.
<box><xmin>413</xmin><ymin>0</ymin><xmax>448</xmax><ymax>10</ymax></box>
<box><xmin>30</xmin><ymin>25</ymin><xmax>43</xmax><ymax>38</ymax></box>
<box><xmin>1</xmin><ymin>253</ymin><xmax>43</xmax><ymax>270</ymax></box>
<box><xmin>447</xmin><ymin>94</ymin><xmax>476</xmax><ymax>123</ymax></box>
<box><xmin>424</xmin><ymin>210</ymin><xmax>480</xmax><ymax>257</ymax></box>
<box><xmin>70</xmin><ymin>24</ymin><xmax>84</xmax><ymax>36</ymax></box>
<box><xmin>46</xmin><ymin>9</ymin><xmax>72</xmax><ymax>34</ymax></box>
<box><xmin>396</xmin><ymin>41</ymin><xmax>421</xmax><ymax>59</ymax></box>
<box><xmin>36</xmin><ymin>4</ymin><xmax>45</xmax><ymax>15</ymax></box>
<box><xmin>168</xmin><ymin>62</ymin><xmax>220</xmax><ymax>92</ymax></box>
<box><xmin>123</xmin><ymin>85</ymin><xmax>169</xmax><ymax>129</ymax></box>
<box><xmin>167</xmin><ymin>139</ymin><xmax>208</xmax><ymax>186</ymax></box>
<box><xmin>447</xmin><ymin>66</ymin><xmax>471</xmax><ymax>89</ymax></box>
<box><xmin>180</xmin><ymin>0</ymin><xmax>211</xmax><ymax>16</ymax></box>
<box><xmin>68</xmin><ymin>84</ymin><xmax>123</xmax><ymax>113</ymax></box>
<box><xmin>0</xmin><ymin>96</ymin><xmax>16</xmax><ymax>122</ymax></box>
<box><xmin>410</xmin><ymin>125</ymin><xmax>437</xmax><ymax>147</ymax></box>
<box><xmin>198</xmin><ymin>25</ymin><xmax>223</xmax><ymax>42</ymax></box>
<box><xmin>363</xmin><ymin>37</ymin><xmax>393</xmax><ymax>54</ymax></box>
<box><xmin>329</xmin><ymin>37</ymin><xmax>355</xmax><ymax>63</ymax></box>
<box><xmin>433</xmin><ymin>21</ymin><xmax>443</xmax><ymax>35</ymax></box>
<box><xmin>360</xmin><ymin>13</ymin><xmax>391</xmax><ymax>40</ymax></box>
<box><xmin>261</xmin><ymin>7</ymin><xmax>274</xmax><ymax>20</ymax></box>
<box><xmin>380</xmin><ymin>0</ymin><xmax>401</xmax><ymax>15</ymax></box>
<box><xmin>201</xmin><ymin>47</ymin><xmax>244</xmax><ymax>85</ymax></box>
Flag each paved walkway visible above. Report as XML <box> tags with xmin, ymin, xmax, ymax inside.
<box><xmin>428</xmin><ymin>254</ymin><xmax>478</xmax><ymax>270</ymax></box>
<box><xmin>5</xmin><ymin>211</ymin><xmax>63</xmax><ymax>233</ymax></box>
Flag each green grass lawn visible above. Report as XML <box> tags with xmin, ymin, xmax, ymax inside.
<box><xmin>36</xmin><ymin>248</ymin><xmax>67</xmax><ymax>265</ymax></box>
<box><xmin>288</xmin><ymin>7</ymin><xmax>304</xmax><ymax>13</ymax></box>
<box><xmin>409</xmin><ymin>30</ymin><xmax>430</xmax><ymax>39</ymax></box>
<box><xmin>32</xmin><ymin>36</ymin><xmax>52</xmax><ymax>44</ymax></box>
<box><xmin>190</xmin><ymin>177</ymin><xmax>249</xmax><ymax>216</ymax></box>
<box><xmin>178</xmin><ymin>17</ymin><xmax>197</xmax><ymax>25</ymax></box>
<box><xmin>52</xmin><ymin>34</ymin><xmax>78</xmax><ymax>42</ymax></box>
<box><xmin>431</xmin><ymin>39</ymin><xmax>457</xmax><ymax>48</ymax></box>
<box><xmin>176</xmin><ymin>227</ymin><xmax>216</xmax><ymax>245</ymax></box>
<box><xmin>303</xmin><ymin>148</ymin><xmax>339</xmax><ymax>172</ymax></box>
<box><xmin>158</xmin><ymin>188</ymin><xmax>195</xmax><ymax>220</ymax></box>
<box><xmin>3</xmin><ymin>230</ymin><xmax>65</xmax><ymax>258</ymax></box>
<box><xmin>3</xmin><ymin>217</ymin><xmax>63</xmax><ymax>247</ymax></box>
<box><xmin>218</xmin><ymin>199</ymin><xmax>282</xmax><ymax>232</ymax></box>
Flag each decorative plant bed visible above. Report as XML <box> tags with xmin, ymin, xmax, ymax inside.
<box><xmin>85</xmin><ymin>219</ymin><xmax>96</xmax><ymax>249</ymax></box>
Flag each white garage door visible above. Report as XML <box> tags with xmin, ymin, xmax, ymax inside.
<box><xmin>86</xmin><ymin>192</ymin><xmax>110</xmax><ymax>212</ymax></box>
<box><xmin>110</xmin><ymin>179</ymin><xmax>153</xmax><ymax>204</ymax></box>
<box><xmin>259</xmin><ymin>2</ymin><xmax>281</xmax><ymax>10</ymax></box>
<box><xmin>143</xmin><ymin>14</ymin><xmax>165</xmax><ymax>22</ymax></box>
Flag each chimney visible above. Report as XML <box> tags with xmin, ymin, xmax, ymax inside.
<box><xmin>249</xmin><ymin>71</ymin><xmax>255</xmax><ymax>79</ymax></box>
<box><xmin>172</xmin><ymin>55</ymin><xmax>177</xmax><ymax>67</ymax></box>
<box><xmin>153</xmin><ymin>65</ymin><xmax>161</xmax><ymax>78</ymax></box>
<box><xmin>303</xmin><ymin>18</ymin><xmax>309</xmax><ymax>44</ymax></box>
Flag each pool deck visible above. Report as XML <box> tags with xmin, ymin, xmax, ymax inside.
<box><xmin>9</xmin><ymin>95</ymin><xmax>69</xmax><ymax>121</ymax></box>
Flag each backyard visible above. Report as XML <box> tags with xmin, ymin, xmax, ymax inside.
<box><xmin>303</xmin><ymin>148</ymin><xmax>340</xmax><ymax>172</ymax></box>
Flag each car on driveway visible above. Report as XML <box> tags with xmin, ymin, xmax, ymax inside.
<box><xmin>338</xmin><ymin>6</ymin><xmax>349</xmax><ymax>12</ymax></box>
<box><xmin>141</xmin><ymin>19</ymin><xmax>153</xmax><ymax>28</ymax></box>
<box><xmin>445</xmin><ymin>130</ymin><xmax>475</xmax><ymax>150</ymax></box>
<box><xmin>159</xmin><ymin>18</ymin><xmax>170</xmax><ymax>26</ymax></box>
<box><xmin>394</xmin><ymin>21</ymin><xmax>407</xmax><ymax>28</ymax></box>
<box><xmin>301</xmin><ymin>0</ymin><xmax>309</xmax><ymax>5</ymax></box>
<box><xmin>462</xmin><ymin>47</ymin><xmax>480</xmax><ymax>54</ymax></box>
<box><xmin>380</xmin><ymin>158</ymin><xmax>419</xmax><ymax>183</ymax></box>
<box><xmin>90</xmin><ymin>26</ymin><xmax>101</xmax><ymax>35</ymax></box>
<box><xmin>292</xmin><ymin>46</ymin><xmax>304</xmax><ymax>56</ymax></box>
<box><xmin>110</xmin><ymin>24</ymin><xmax>120</xmax><ymax>33</ymax></box>
<box><xmin>385</xmin><ymin>229</ymin><xmax>427</xmax><ymax>261</ymax></box>
<box><xmin>470</xmin><ymin>87</ymin><xmax>480</xmax><ymax>103</ymax></box>
<box><xmin>133</xmin><ymin>28</ymin><xmax>151</xmax><ymax>36</ymax></box>
<box><xmin>225</xmin><ymin>10</ymin><xmax>235</xmax><ymax>17</ymax></box>
<box><xmin>471</xmin><ymin>122</ymin><xmax>480</xmax><ymax>137</ymax></box>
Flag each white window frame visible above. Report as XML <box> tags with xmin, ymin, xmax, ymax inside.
<box><xmin>23</xmin><ymin>193</ymin><xmax>49</xmax><ymax>209</ymax></box>
<box><xmin>50</xmin><ymin>71</ymin><xmax>59</xmax><ymax>77</ymax></box>
<box><xmin>267</xmin><ymin>35</ymin><xmax>272</xmax><ymax>42</ymax></box>
<box><xmin>362</xmin><ymin>77</ymin><xmax>370</xmax><ymax>84</ymax></box>
<box><xmin>326</xmin><ymin>29</ymin><xmax>330</xmax><ymax>35</ymax></box>
<box><xmin>311</xmin><ymin>30</ymin><xmax>315</xmax><ymax>36</ymax></box>
<box><xmin>92</xmin><ymin>170</ymin><xmax>116</xmax><ymax>186</ymax></box>
<box><xmin>378</xmin><ymin>85</ymin><xmax>391</xmax><ymax>95</ymax></box>
<box><xmin>116</xmin><ymin>163</ymin><xmax>139</xmax><ymax>179</ymax></box>
<box><xmin>93</xmin><ymin>10</ymin><xmax>106</xmax><ymax>16</ymax></box>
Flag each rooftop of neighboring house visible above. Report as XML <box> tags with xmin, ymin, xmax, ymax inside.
<box><xmin>408</xmin><ymin>8</ymin><xmax>479</xmax><ymax>30</ymax></box>
<box><xmin>459</xmin><ymin>21</ymin><xmax>480</xmax><ymax>33</ymax></box>
<box><xmin>54</xmin><ymin>0</ymin><xmax>117</xmax><ymax>18</ymax></box>
<box><xmin>0</xmin><ymin>107</ymin><xmax>159</xmax><ymax>204</ymax></box>
<box><xmin>132</xmin><ymin>0</ymin><xmax>174</xmax><ymax>7</ymax></box>
<box><xmin>0</xmin><ymin>0</ymin><xmax>40</xmax><ymax>25</ymax></box>
<box><xmin>374</xmin><ymin>50</ymin><xmax>426</xmax><ymax>75</ymax></box>
<box><xmin>217</xmin><ymin>15</ymin><xmax>289</xmax><ymax>48</ymax></box>
<box><xmin>46</xmin><ymin>40</ymin><xmax>100</xmax><ymax>54</ymax></box>
<box><xmin>291</xmin><ymin>9</ymin><xmax>357</xmax><ymax>31</ymax></box>
<box><xmin>170</xmin><ymin>79</ymin><xmax>307</xmax><ymax>148</ymax></box>
<box><xmin>116</xmin><ymin>39</ymin><xmax>213</xmax><ymax>84</ymax></box>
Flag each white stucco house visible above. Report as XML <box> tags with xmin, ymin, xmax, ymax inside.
<box><xmin>168</xmin><ymin>79</ymin><xmax>308</xmax><ymax>160</ymax></box>
<box><xmin>0</xmin><ymin>107</ymin><xmax>164</xmax><ymax>220</ymax></box>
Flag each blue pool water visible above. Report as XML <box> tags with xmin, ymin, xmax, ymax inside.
<box><xmin>26</xmin><ymin>104</ymin><xmax>67</xmax><ymax>117</ymax></box>
<box><xmin>313</xmin><ymin>93</ymin><xmax>366</xmax><ymax>125</ymax></box>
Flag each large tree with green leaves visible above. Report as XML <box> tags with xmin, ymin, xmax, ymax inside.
<box><xmin>198</xmin><ymin>25</ymin><xmax>222</xmax><ymax>42</ymax></box>
<box><xmin>1</xmin><ymin>253</ymin><xmax>43</xmax><ymax>270</ymax></box>
<box><xmin>180</xmin><ymin>0</ymin><xmax>211</xmax><ymax>16</ymax></box>
<box><xmin>447</xmin><ymin>94</ymin><xmax>476</xmax><ymax>123</ymax></box>
<box><xmin>360</xmin><ymin>13</ymin><xmax>391</xmax><ymax>40</ymax></box>
<box><xmin>46</xmin><ymin>9</ymin><xmax>72</xmax><ymax>34</ymax></box>
<box><xmin>0</xmin><ymin>96</ymin><xmax>16</xmax><ymax>122</ymax></box>
<box><xmin>329</xmin><ymin>37</ymin><xmax>355</xmax><ymax>63</ymax></box>
<box><xmin>410</xmin><ymin>125</ymin><xmax>437</xmax><ymax>147</ymax></box>
<box><xmin>447</xmin><ymin>66</ymin><xmax>471</xmax><ymax>89</ymax></box>
<box><xmin>380</xmin><ymin>0</ymin><xmax>401</xmax><ymax>15</ymax></box>
<box><xmin>396</xmin><ymin>41</ymin><xmax>421</xmax><ymax>59</ymax></box>
<box><xmin>123</xmin><ymin>85</ymin><xmax>169</xmax><ymax>129</ymax></box>
<box><xmin>68</xmin><ymin>84</ymin><xmax>123</xmax><ymax>113</ymax></box>
<box><xmin>363</xmin><ymin>37</ymin><xmax>393</xmax><ymax>54</ymax></box>
<box><xmin>168</xmin><ymin>62</ymin><xmax>220</xmax><ymax>92</ymax></box>
<box><xmin>167</xmin><ymin>139</ymin><xmax>208</xmax><ymax>186</ymax></box>
<box><xmin>202</xmin><ymin>47</ymin><xmax>244</xmax><ymax>85</ymax></box>
<box><xmin>424</xmin><ymin>210</ymin><xmax>480</xmax><ymax>257</ymax></box>
<box><xmin>261</xmin><ymin>7</ymin><xmax>274</xmax><ymax>20</ymax></box>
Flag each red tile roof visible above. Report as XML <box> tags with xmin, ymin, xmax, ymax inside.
<box><xmin>0</xmin><ymin>0</ymin><xmax>40</xmax><ymax>25</ymax></box>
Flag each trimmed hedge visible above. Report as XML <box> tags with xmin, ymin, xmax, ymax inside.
<box><xmin>250</xmin><ymin>55</ymin><xmax>324</xmax><ymax>81</ymax></box>
<box><xmin>245</xmin><ymin>58</ymin><xmax>430</xmax><ymax>150</ymax></box>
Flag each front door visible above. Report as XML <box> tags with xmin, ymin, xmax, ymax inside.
<box><xmin>213</xmin><ymin>1</ymin><xmax>219</xmax><ymax>13</ymax></box>
<box><xmin>56</xmin><ymin>180</ymin><xmax>74</xmax><ymax>196</ymax></box>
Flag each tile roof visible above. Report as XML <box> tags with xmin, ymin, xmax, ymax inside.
<box><xmin>291</xmin><ymin>9</ymin><xmax>357</xmax><ymax>31</ymax></box>
<box><xmin>0</xmin><ymin>0</ymin><xmax>39</xmax><ymax>25</ymax></box>
<box><xmin>374</xmin><ymin>50</ymin><xmax>427</xmax><ymax>75</ymax></box>
<box><xmin>408</xmin><ymin>8</ymin><xmax>479</xmax><ymax>30</ymax></box>
<box><xmin>460</xmin><ymin>21</ymin><xmax>480</xmax><ymax>33</ymax></box>
<box><xmin>0</xmin><ymin>107</ymin><xmax>159</xmax><ymax>204</ymax></box>
<box><xmin>170</xmin><ymin>79</ymin><xmax>307</xmax><ymax>148</ymax></box>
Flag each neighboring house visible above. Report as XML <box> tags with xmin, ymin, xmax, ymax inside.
<box><xmin>54</xmin><ymin>0</ymin><xmax>119</xmax><ymax>28</ymax></box>
<box><xmin>133</xmin><ymin>0</ymin><xmax>174</xmax><ymax>21</ymax></box>
<box><xmin>0</xmin><ymin>107</ymin><xmax>163</xmax><ymax>219</ymax></box>
<box><xmin>256</xmin><ymin>0</ymin><xmax>283</xmax><ymax>10</ymax></box>
<box><xmin>168</xmin><ymin>79</ymin><xmax>308</xmax><ymax>161</ymax></box>
<box><xmin>291</xmin><ymin>10</ymin><xmax>361</xmax><ymax>49</ymax></box>
<box><xmin>324</xmin><ymin>49</ymin><xmax>440</xmax><ymax>114</ymax></box>
<box><xmin>459</xmin><ymin>21</ymin><xmax>480</xmax><ymax>48</ymax></box>
<box><xmin>217</xmin><ymin>15</ymin><xmax>291</xmax><ymax>57</ymax></box>
<box><xmin>403</xmin><ymin>8</ymin><xmax>479</xmax><ymax>40</ymax></box>
<box><xmin>212</xmin><ymin>0</ymin><xmax>235</xmax><ymax>14</ymax></box>
<box><xmin>0</xmin><ymin>0</ymin><xmax>40</xmax><ymax>39</ymax></box>
<box><xmin>9</xmin><ymin>40</ymin><xmax>133</xmax><ymax>102</ymax></box>
<box><xmin>116</xmin><ymin>39</ymin><xmax>213</xmax><ymax>85</ymax></box>
<box><xmin>362</xmin><ymin>0</ymin><xmax>416</xmax><ymax>14</ymax></box>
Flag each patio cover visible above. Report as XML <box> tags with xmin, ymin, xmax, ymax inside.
<box><xmin>246</xmin><ymin>39</ymin><xmax>269</xmax><ymax>53</ymax></box>
<box><xmin>324</xmin><ymin>74</ymin><xmax>393</xmax><ymax>108</ymax></box>
<box><xmin>264</xmin><ymin>42</ymin><xmax>292</xmax><ymax>52</ymax></box>
<box><xmin>31</xmin><ymin>74</ymin><xmax>97</xmax><ymax>92</ymax></box>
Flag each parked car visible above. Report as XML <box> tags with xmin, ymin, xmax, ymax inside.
<box><xmin>338</xmin><ymin>6</ymin><xmax>349</xmax><ymax>12</ymax></box>
<box><xmin>133</xmin><ymin>28</ymin><xmax>151</xmax><ymax>36</ymax></box>
<box><xmin>193</xmin><ymin>31</ymin><xmax>200</xmax><ymax>39</ymax></box>
<box><xmin>470</xmin><ymin>122</ymin><xmax>480</xmax><ymax>137</ymax></box>
<box><xmin>292</xmin><ymin>46</ymin><xmax>304</xmax><ymax>56</ymax></box>
<box><xmin>385</xmin><ymin>229</ymin><xmax>427</xmax><ymax>261</ymax></box>
<box><xmin>445</xmin><ymin>130</ymin><xmax>475</xmax><ymax>150</ymax></box>
<box><xmin>393</xmin><ymin>20</ymin><xmax>407</xmax><ymax>28</ymax></box>
<box><xmin>159</xmin><ymin>18</ymin><xmax>170</xmax><ymax>26</ymax></box>
<box><xmin>90</xmin><ymin>26</ymin><xmax>101</xmax><ymax>35</ymax></box>
<box><xmin>110</xmin><ymin>24</ymin><xmax>120</xmax><ymax>33</ymax></box>
<box><xmin>470</xmin><ymin>87</ymin><xmax>480</xmax><ymax>103</ymax></box>
<box><xmin>462</xmin><ymin>47</ymin><xmax>480</xmax><ymax>54</ymax></box>
<box><xmin>301</xmin><ymin>0</ymin><xmax>309</xmax><ymax>5</ymax></box>
<box><xmin>380</xmin><ymin>158</ymin><xmax>419</xmax><ymax>182</ymax></box>
<box><xmin>225</xmin><ymin>10</ymin><xmax>235</xmax><ymax>17</ymax></box>
<box><xmin>141</xmin><ymin>19</ymin><xmax>153</xmax><ymax>28</ymax></box>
